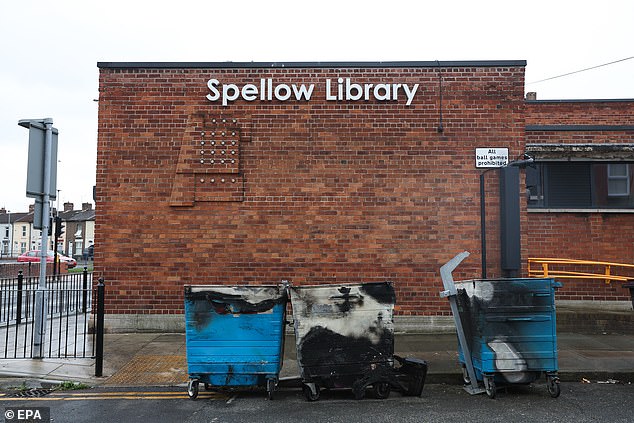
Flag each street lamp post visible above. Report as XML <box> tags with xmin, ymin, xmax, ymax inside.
<box><xmin>1</xmin><ymin>211</ymin><xmax>8</xmax><ymax>259</ymax></box>
<box><xmin>8</xmin><ymin>210</ymin><xmax>11</xmax><ymax>258</ymax></box>
<box><xmin>32</xmin><ymin>119</ymin><xmax>54</xmax><ymax>358</ymax></box>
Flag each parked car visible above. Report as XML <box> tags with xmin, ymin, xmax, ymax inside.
<box><xmin>17</xmin><ymin>250</ymin><xmax>77</xmax><ymax>268</ymax></box>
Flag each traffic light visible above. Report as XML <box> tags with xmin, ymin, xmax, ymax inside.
<box><xmin>54</xmin><ymin>216</ymin><xmax>65</xmax><ymax>239</ymax></box>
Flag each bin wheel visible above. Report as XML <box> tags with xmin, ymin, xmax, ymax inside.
<box><xmin>547</xmin><ymin>376</ymin><xmax>561</xmax><ymax>398</ymax></box>
<box><xmin>187</xmin><ymin>380</ymin><xmax>199</xmax><ymax>400</ymax></box>
<box><xmin>266</xmin><ymin>379</ymin><xmax>276</xmax><ymax>400</ymax></box>
<box><xmin>303</xmin><ymin>383</ymin><xmax>320</xmax><ymax>402</ymax></box>
<box><xmin>373</xmin><ymin>382</ymin><xmax>391</xmax><ymax>399</ymax></box>
<box><xmin>203</xmin><ymin>383</ymin><xmax>213</xmax><ymax>391</ymax></box>
<box><xmin>461</xmin><ymin>365</ymin><xmax>471</xmax><ymax>385</ymax></box>
<box><xmin>484</xmin><ymin>376</ymin><xmax>496</xmax><ymax>399</ymax></box>
<box><xmin>353</xmin><ymin>388</ymin><xmax>366</xmax><ymax>400</ymax></box>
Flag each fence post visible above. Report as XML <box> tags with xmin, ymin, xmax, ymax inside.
<box><xmin>82</xmin><ymin>267</ymin><xmax>88</xmax><ymax>314</ymax></box>
<box><xmin>95</xmin><ymin>277</ymin><xmax>105</xmax><ymax>377</ymax></box>
<box><xmin>16</xmin><ymin>270</ymin><xmax>23</xmax><ymax>324</ymax></box>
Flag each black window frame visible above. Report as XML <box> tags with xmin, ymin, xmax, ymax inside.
<box><xmin>527</xmin><ymin>161</ymin><xmax>634</xmax><ymax>210</ymax></box>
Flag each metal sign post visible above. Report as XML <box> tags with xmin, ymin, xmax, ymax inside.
<box><xmin>18</xmin><ymin>118</ymin><xmax>58</xmax><ymax>358</ymax></box>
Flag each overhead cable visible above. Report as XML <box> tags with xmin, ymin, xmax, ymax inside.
<box><xmin>527</xmin><ymin>56</ymin><xmax>634</xmax><ymax>85</ymax></box>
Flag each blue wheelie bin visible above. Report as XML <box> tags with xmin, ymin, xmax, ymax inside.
<box><xmin>454</xmin><ymin>277</ymin><xmax>562</xmax><ymax>398</ymax></box>
<box><xmin>184</xmin><ymin>284</ymin><xmax>287</xmax><ymax>400</ymax></box>
<box><xmin>440</xmin><ymin>252</ymin><xmax>562</xmax><ymax>399</ymax></box>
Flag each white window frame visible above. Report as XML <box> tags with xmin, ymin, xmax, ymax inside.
<box><xmin>607</xmin><ymin>164</ymin><xmax>630</xmax><ymax>197</ymax></box>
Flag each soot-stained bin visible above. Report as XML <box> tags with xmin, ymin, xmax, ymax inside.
<box><xmin>184</xmin><ymin>285</ymin><xmax>287</xmax><ymax>400</ymax></box>
<box><xmin>289</xmin><ymin>281</ymin><xmax>427</xmax><ymax>401</ymax></box>
<box><xmin>454</xmin><ymin>278</ymin><xmax>562</xmax><ymax>399</ymax></box>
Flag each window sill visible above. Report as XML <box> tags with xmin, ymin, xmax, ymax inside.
<box><xmin>528</xmin><ymin>208</ymin><xmax>634</xmax><ymax>213</ymax></box>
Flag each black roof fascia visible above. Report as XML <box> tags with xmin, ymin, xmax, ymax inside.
<box><xmin>527</xmin><ymin>143</ymin><xmax>634</xmax><ymax>149</ymax></box>
<box><xmin>526</xmin><ymin>99</ymin><xmax>634</xmax><ymax>104</ymax></box>
<box><xmin>97</xmin><ymin>60</ymin><xmax>526</xmax><ymax>69</ymax></box>
<box><xmin>526</xmin><ymin>125</ymin><xmax>634</xmax><ymax>132</ymax></box>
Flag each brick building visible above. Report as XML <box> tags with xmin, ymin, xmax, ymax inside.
<box><xmin>96</xmin><ymin>61</ymin><xmax>634</xmax><ymax>331</ymax></box>
<box><xmin>524</xmin><ymin>99</ymin><xmax>634</xmax><ymax>307</ymax></box>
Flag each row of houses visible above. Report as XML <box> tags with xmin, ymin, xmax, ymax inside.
<box><xmin>0</xmin><ymin>202</ymin><xmax>95</xmax><ymax>260</ymax></box>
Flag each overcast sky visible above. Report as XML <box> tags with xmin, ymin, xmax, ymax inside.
<box><xmin>1</xmin><ymin>0</ymin><xmax>633</xmax><ymax>213</ymax></box>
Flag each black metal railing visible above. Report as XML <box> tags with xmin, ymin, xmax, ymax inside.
<box><xmin>0</xmin><ymin>269</ymin><xmax>92</xmax><ymax>324</ymax></box>
<box><xmin>0</xmin><ymin>268</ymin><xmax>104</xmax><ymax>370</ymax></box>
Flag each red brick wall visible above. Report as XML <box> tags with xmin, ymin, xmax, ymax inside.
<box><xmin>525</xmin><ymin>100</ymin><xmax>634</xmax><ymax>302</ymax></box>
<box><xmin>525</xmin><ymin>100</ymin><xmax>634</xmax><ymax>125</ymax></box>
<box><xmin>96</xmin><ymin>64</ymin><xmax>526</xmax><ymax>316</ymax></box>
<box><xmin>527</xmin><ymin>213</ymin><xmax>634</xmax><ymax>301</ymax></box>
<box><xmin>525</xmin><ymin>130</ymin><xmax>634</xmax><ymax>145</ymax></box>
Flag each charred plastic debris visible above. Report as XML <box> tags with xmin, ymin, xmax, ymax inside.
<box><xmin>184</xmin><ymin>281</ymin><xmax>428</xmax><ymax>401</ymax></box>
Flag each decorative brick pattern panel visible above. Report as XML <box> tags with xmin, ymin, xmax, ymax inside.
<box><xmin>170</xmin><ymin>113</ymin><xmax>245</xmax><ymax>205</ymax></box>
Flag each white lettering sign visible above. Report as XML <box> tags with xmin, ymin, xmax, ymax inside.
<box><xmin>206</xmin><ymin>78</ymin><xmax>419</xmax><ymax>107</ymax></box>
<box><xmin>206</xmin><ymin>79</ymin><xmax>315</xmax><ymax>106</ymax></box>
<box><xmin>475</xmin><ymin>148</ymin><xmax>509</xmax><ymax>168</ymax></box>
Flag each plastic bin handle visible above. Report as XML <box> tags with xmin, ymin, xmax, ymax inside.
<box><xmin>507</xmin><ymin>316</ymin><xmax>553</xmax><ymax>322</ymax></box>
<box><xmin>486</xmin><ymin>316</ymin><xmax>550</xmax><ymax>322</ymax></box>
<box><xmin>329</xmin><ymin>294</ymin><xmax>363</xmax><ymax>300</ymax></box>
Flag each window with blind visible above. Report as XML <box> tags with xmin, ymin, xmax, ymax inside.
<box><xmin>526</xmin><ymin>162</ymin><xmax>634</xmax><ymax>209</ymax></box>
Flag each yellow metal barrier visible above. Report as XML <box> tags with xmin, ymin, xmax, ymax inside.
<box><xmin>528</xmin><ymin>258</ymin><xmax>634</xmax><ymax>284</ymax></box>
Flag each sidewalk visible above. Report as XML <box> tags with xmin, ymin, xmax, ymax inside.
<box><xmin>1</xmin><ymin>331</ymin><xmax>633</xmax><ymax>389</ymax></box>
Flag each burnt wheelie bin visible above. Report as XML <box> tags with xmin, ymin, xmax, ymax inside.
<box><xmin>289</xmin><ymin>281</ymin><xmax>428</xmax><ymax>401</ymax></box>
<box><xmin>184</xmin><ymin>284</ymin><xmax>287</xmax><ymax>400</ymax></box>
<box><xmin>440</xmin><ymin>252</ymin><xmax>562</xmax><ymax>399</ymax></box>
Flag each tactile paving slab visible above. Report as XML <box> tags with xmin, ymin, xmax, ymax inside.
<box><xmin>104</xmin><ymin>355</ymin><xmax>187</xmax><ymax>386</ymax></box>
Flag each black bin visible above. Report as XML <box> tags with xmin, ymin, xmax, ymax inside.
<box><xmin>289</xmin><ymin>281</ymin><xmax>427</xmax><ymax>400</ymax></box>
